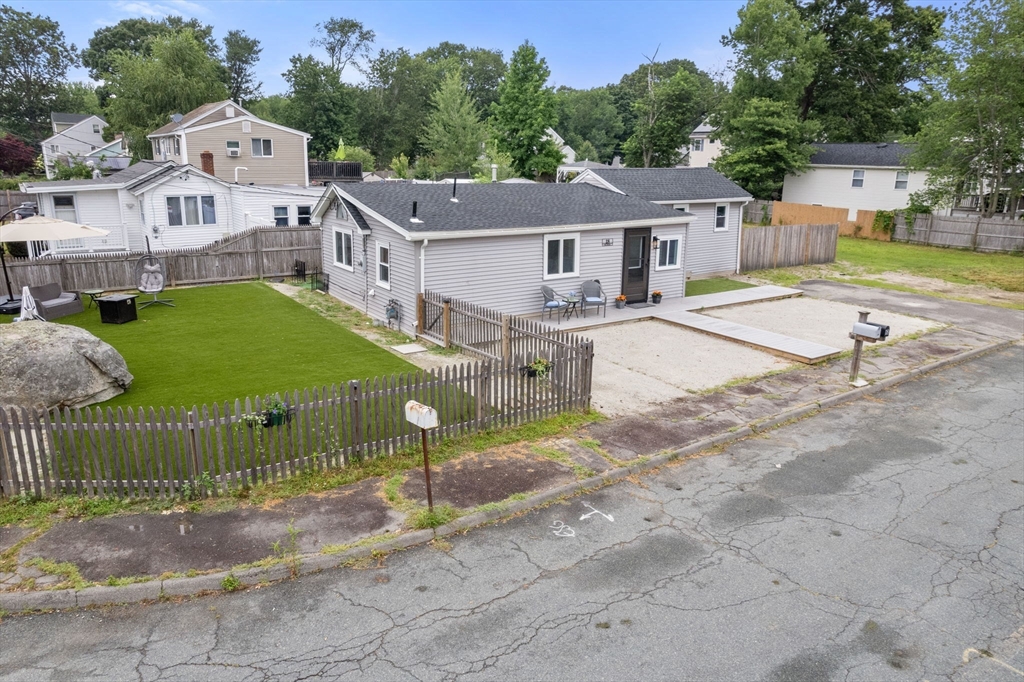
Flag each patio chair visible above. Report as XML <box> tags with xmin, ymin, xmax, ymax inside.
<box><xmin>540</xmin><ymin>285</ymin><xmax>568</xmax><ymax>324</ymax></box>
<box><xmin>136</xmin><ymin>254</ymin><xmax>175</xmax><ymax>309</ymax></box>
<box><xmin>581</xmin><ymin>280</ymin><xmax>606</xmax><ymax>318</ymax></box>
<box><xmin>27</xmin><ymin>283</ymin><xmax>83</xmax><ymax>321</ymax></box>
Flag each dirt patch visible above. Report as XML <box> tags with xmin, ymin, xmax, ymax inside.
<box><xmin>21</xmin><ymin>478</ymin><xmax>402</xmax><ymax>580</ymax></box>
<box><xmin>400</xmin><ymin>446</ymin><xmax>575</xmax><ymax>508</ymax></box>
<box><xmin>878</xmin><ymin>271</ymin><xmax>1024</xmax><ymax>307</ymax></box>
<box><xmin>583</xmin><ymin>414</ymin><xmax>742</xmax><ymax>460</ymax></box>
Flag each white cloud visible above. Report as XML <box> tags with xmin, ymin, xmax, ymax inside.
<box><xmin>111</xmin><ymin>0</ymin><xmax>210</xmax><ymax>19</ymax></box>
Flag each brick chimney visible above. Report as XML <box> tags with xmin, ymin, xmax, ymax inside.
<box><xmin>200</xmin><ymin>150</ymin><xmax>214</xmax><ymax>176</ymax></box>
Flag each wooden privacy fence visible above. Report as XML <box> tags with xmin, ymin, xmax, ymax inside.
<box><xmin>892</xmin><ymin>214</ymin><xmax>1024</xmax><ymax>253</ymax></box>
<box><xmin>416</xmin><ymin>290</ymin><xmax>591</xmax><ymax>363</ymax></box>
<box><xmin>740</xmin><ymin>223</ymin><xmax>839</xmax><ymax>272</ymax></box>
<box><xmin>0</xmin><ymin>344</ymin><xmax>594</xmax><ymax>500</ymax></box>
<box><xmin>772</xmin><ymin>201</ymin><xmax>886</xmax><ymax>242</ymax></box>
<box><xmin>0</xmin><ymin>226</ymin><xmax>322</xmax><ymax>298</ymax></box>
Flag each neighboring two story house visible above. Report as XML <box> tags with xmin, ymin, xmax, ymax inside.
<box><xmin>146</xmin><ymin>100</ymin><xmax>311</xmax><ymax>186</ymax></box>
<box><xmin>40</xmin><ymin>113</ymin><xmax>128</xmax><ymax>179</ymax></box>
<box><xmin>686</xmin><ymin>121</ymin><xmax>722</xmax><ymax>168</ymax></box>
<box><xmin>571</xmin><ymin>167</ymin><xmax>751</xmax><ymax>279</ymax></box>
<box><xmin>782</xmin><ymin>143</ymin><xmax>927</xmax><ymax>215</ymax></box>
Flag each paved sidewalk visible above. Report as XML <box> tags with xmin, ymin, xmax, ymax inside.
<box><xmin>0</xmin><ymin>319</ymin><xmax>1007</xmax><ymax>608</ymax></box>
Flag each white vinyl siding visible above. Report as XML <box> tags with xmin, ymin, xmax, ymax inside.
<box><xmin>544</xmin><ymin>233</ymin><xmax>579</xmax><ymax>279</ymax></box>
<box><xmin>852</xmin><ymin>169</ymin><xmax>865</xmax><ymax>188</ymax></box>
<box><xmin>782</xmin><ymin>167</ymin><xmax>929</xmax><ymax>211</ymax></box>
<box><xmin>684</xmin><ymin>201</ymin><xmax>742</xmax><ymax>279</ymax></box>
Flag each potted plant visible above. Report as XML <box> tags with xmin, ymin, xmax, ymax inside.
<box><xmin>651</xmin><ymin>290</ymin><xmax>663</xmax><ymax>304</ymax></box>
<box><xmin>262</xmin><ymin>395</ymin><xmax>290</xmax><ymax>427</ymax></box>
<box><xmin>615</xmin><ymin>294</ymin><xmax>627</xmax><ymax>309</ymax></box>
<box><xmin>520</xmin><ymin>357</ymin><xmax>552</xmax><ymax>378</ymax></box>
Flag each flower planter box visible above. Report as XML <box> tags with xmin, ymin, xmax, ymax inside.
<box><xmin>615</xmin><ymin>300</ymin><xmax>626</xmax><ymax>309</ymax></box>
<box><xmin>651</xmin><ymin>294</ymin><xmax>662</xmax><ymax>304</ymax></box>
<box><xmin>261</xmin><ymin>411</ymin><xmax>289</xmax><ymax>428</ymax></box>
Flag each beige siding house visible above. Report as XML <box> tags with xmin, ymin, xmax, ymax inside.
<box><xmin>147</xmin><ymin>101</ymin><xmax>310</xmax><ymax>186</ymax></box>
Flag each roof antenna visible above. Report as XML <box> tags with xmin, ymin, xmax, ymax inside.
<box><xmin>410</xmin><ymin>201</ymin><xmax>423</xmax><ymax>224</ymax></box>
<box><xmin>450</xmin><ymin>177</ymin><xmax>459</xmax><ymax>203</ymax></box>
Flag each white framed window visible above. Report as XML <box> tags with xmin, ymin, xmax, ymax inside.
<box><xmin>166</xmin><ymin>195</ymin><xmax>216</xmax><ymax>226</ymax></box>
<box><xmin>152</xmin><ymin>140</ymin><xmax>159</xmax><ymax>157</ymax></box>
<box><xmin>376</xmin><ymin>241</ymin><xmax>391</xmax><ymax>289</ymax></box>
<box><xmin>334</xmin><ymin>229</ymin><xmax>353</xmax><ymax>271</ymax></box>
<box><xmin>714</xmin><ymin>204</ymin><xmax>729</xmax><ymax>231</ymax></box>
<box><xmin>544</xmin><ymin>233</ymin><xmax>579</xmax><ymax>279</ymax></box>
<box><xmin>894</xmin><ymin>170</ymin><xmax>909</xmax><ymax>190</ymax></box>
<box><xmin>852</xmin><ymin>169</ymin><xmax>865</xmax><ymax>188</ymax></box>
<box><xmin>173</xmin><ymin>136</ymin><xmax>181</xmax><ymax>155</ymax></box>
<box><xmin>335</xmin><ymin>201</ymin><xmax>350</xmax><ymax>222</ymax></box>
<box><xmin>655</xmin><ymin>234</ymin><xmax>682</xmax><ymax>270</ymax></box>
<box><xmin>50</xmin><ymin>144</ymin><xmax>59</xmax><ymax>153</ymax></box>
<box><xmin>673</xmin><ymin>204</ymin><xmax>689</xmax><ymax>213</ymax></box>
<box><xmin>297</xmin><ymin>206</ymin><xmax>312</xmax><ymax>226</ymax></box>
<box><xmin>273</xmin><ymin>206</ymin><xmax>289</xmax><ymax>226</ymax></box>
<box><xmin>92</xmin><ymin>124</ymin><xmax>100</xmax><ymax>134</ymax></box>
<box><xmin>226</xmin><ymin>140</ymin><xmax>240</xmax><ymax>156</ymax></box>
<box><xmin>242</xmin><ymin>120</ymin><xmax>251</xmax><ymax>133</ymax></box>
<box><xmin>691</xmin><ymin>138</ymin><xmax>704</xmax><ymax>152</ymax></box>
<box><xmin>251</xmin><ymin>138</ymin><xmax>273</xmax><ymax>157</ymax></box>
<box><xmin>52</xmin><ymin>195</ymin><xmax>77</xmax><ymax>222</ymax></box>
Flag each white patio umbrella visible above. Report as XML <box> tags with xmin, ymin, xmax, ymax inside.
<box><xmin>16</xmin><ymin>285</ymin><xmax>43</xmax><ymax>321</ymax></box>
<box><xmin>0</xmin><ymin>215</ymin><xmax>110</xmax><ymax>306</ymax></box>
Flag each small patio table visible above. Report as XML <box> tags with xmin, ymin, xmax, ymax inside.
<box><xmin>562</xmin><ymin>295</ymin><xmax>581</xmax><ymax>319</ymax></box>
<box><xmin>82</xmin><ymin>289</ymin><xmax>105</xmax><ymax>308</ymax></box>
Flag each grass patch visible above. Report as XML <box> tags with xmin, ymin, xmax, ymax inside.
<box><xmin>530</xmin><ymin>445</ymin><xmax>596</xmax><ymax>479</ymax></box>
<box><xmin>836</xmin><ymin>237</ymin><xmax>1024</xmax><ymax>292</ymax></box>
<box><xmin>24</xmin><ymin>557</ymin><xmax>89</xmax><ymax>590</ymax></box>
<box><xmin>686</xmin><ymin>278</ymin><xmax>756</xmax><ymax>297</ymax></box>
<box><xmin>1</xmin><ymin>282</ymin><xmax>416</xmax><ymax>409</ymax></box>
<box><xmin>841</xmin><ymin>277</ymin><xmax>1024</xmax><ymax>311</ymax></box>
<box><xmin>410</xmin><ymin>504</ymin><xmax>460</xmax><ymax>529</ymax></box>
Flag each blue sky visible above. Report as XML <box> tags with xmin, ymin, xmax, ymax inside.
<box><xmin>24</xmin><ymin>0</ymin><xmax>957</xmax><ymax>95</ymax></box>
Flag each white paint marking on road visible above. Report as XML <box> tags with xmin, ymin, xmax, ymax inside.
<box><xmin>550</xmin><ymin>521</ymin><xmax>575</xmax><ymax>537</ymax></box>
<box><xmin>580</xmin><ymin>502</ymin><xmax>614</xmax><ymax>522</ymax></box>
<box><xmin>961</xmin><ymin>648</ymin><xmax>1024</xmax><ymax>676</ymax></box>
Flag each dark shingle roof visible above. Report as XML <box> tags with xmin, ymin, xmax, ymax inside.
<box><xmin>584</xmin><ymin>167</ymin><xmax>751</xmax><ymax>202</ymax></box>
<box><xmin>340</xmin><ymin>183</ymin><xmax>685</xmax><ymax>233</ymax></box>
<box><xmin>51</xmin><ymin>112</ymin><xmax>104</xmax><ymax>126</ymax></box>
<box><xmin>21</xmin><ymin>161</ymin><xmax>173</xmax><ymax>191</ymax></box>
<box><xmin>809</xmin><ymin>143</ymin><xmax>911</xmax><ymax>167</ymax></box>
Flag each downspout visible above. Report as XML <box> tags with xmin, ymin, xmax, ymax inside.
<box><xmin>419</xmin><ymin>238</ymin><xmax>428</xmax><ymax>294</ymax></box>
<box><xmin>682</xmin><ymin>222</ymin><xmax>689</xmax><ymax>298</ymax></box>
<box><xmin>735</xmin><ymin>201</ymin><xmax>748</xmax><ymax>274</ymax></box>
<box><xmin>362</xmin><ymin>233</ymin><xmax>370</xmax><ymax>314</ymax></box>
<box><xmin>116</xmin><ymin>190</ymin><xmax>128</xmax><ymax>250</ymax></box>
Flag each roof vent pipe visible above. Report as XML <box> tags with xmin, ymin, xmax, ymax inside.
<box><xmin>491</xmin><ymin>163</ymin><xmax>498</xmax><ymax>183</ymax></box>
<box><xmin>450</xmin><ymin>178</ymin><xmax>459</xmax><ymax>203</ymax></box>
<box><xmin>410</xmin><ymin>201</ymin><xmax>423</xmax><ymax>224</ymax></box>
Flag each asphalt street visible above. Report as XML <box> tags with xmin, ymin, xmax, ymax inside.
<box><xmin>1</xmin><ymin>346</ymin><xmax>1021</xmax><ymax>682</ymax></box>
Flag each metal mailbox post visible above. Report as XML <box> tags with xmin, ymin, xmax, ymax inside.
<box><xmin>848</xmin><ymin>311</ymin><xmax>890</xmax><ymax>387</ymax></box>
<box><xmin>405</xmin><ymin>400</ymin><xmax>440</xmax><ymax>511</ymax></box>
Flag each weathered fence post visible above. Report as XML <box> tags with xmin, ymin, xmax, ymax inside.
<box><xmin>442</xmin><ymin>298</ymin><xmax>451</xmax><ymax>349</ymax></box>
<box><xmin>255</xmin><ymin>228</ymin><xmax>264</xmax><ymax>279</ymax></box>
<box><xmin>971</xmin><ymin>215</ymin><xmax>983</xmax><ymax>251</ymax></box>
<box><xmin>416</xmin><ymin>293</ymin><xmax>425</xmax><ymax>335</ymax></box>
<box><xmin>349</xmin><ymin>380</ymin><xmax>363</xmax><ymax>460</ymax></box>
<box><xmin>500</xmin><ymin>314</ymin><xmax>511</xmax><ymax>362</ymax></box>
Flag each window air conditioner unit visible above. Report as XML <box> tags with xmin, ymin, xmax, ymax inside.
<box><xmin>227</xmin><ymin>149</ymin><xmax>240</xmax><ymax>157</ymax></box>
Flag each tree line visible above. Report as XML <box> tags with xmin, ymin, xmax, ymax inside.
<box><xmin>1</xmin><ymin>0</ymin><xmax>1020</xmax><ymax>215</ymax></box>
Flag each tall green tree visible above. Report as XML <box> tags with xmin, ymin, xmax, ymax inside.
<box><xmin>418</xmin><ymin>41</ymin><xmax>506</xmax><ymax>110</ymax></box>
<box><xmin>795</xmin><ymin>0</ymin><xmax>946</xmax><ymax>142</ymax></box>
<box><xmin>223</xmin><ymin>30</ymin><xmax>262</xmax><ymax>105</ymax></box>
<box><xmin>356</xmin><ymin>48</ymin><xmax>436</xmax><ymax>166</ymax></box>
<box><xmin>908</xmin><ymin>0</ymin><xmax>1024</xmax><ymax>217</ymax></box>
<box><xmin>310</xmin><ymin>17</ymin><xmax>375</xmax><ymax>76</ymax></box>
<box><xmin>715</xmin><ymin>98</ymin><xmax>816</xmax><ymax>199</ymax></box>
<box><xmin>623</xmin><ymin>62</ymin><xmax>704</xmax><ymax>168</ymax></box>
<box><xmin>490</xmin><ymin>41</ymin><xmax>562</xmax><ymax>178</ymax></box>
<box><xmin>421</xmin><ymin>69</ymin><xmax>487</xmax><ymax>174</ymax></box>
<box><xmin>81</xmin><ymin>16</ymin><xmax>219</xmax><ymax>80</ymax></box>
<box><xmin>0</xmin><ymin>5</ymin><xmax>79</xmax><ymax>145</ymax></box>
<box><xmin>553</xmin><ymin>86</ymin><xmax>623</xmax><ymax>162</ymax></box>
<box><xmin>282</xmin><ymin>55</ymin><xmax>355</xmax><ymax>160</ymax></box>
<box><xmin>105</xmin><ymin>31</ymin><xmax>229</xmax><ymax>159</ymax></box>
<box><xmin>250</xmin><ymin>94</ymin><xmax>293</xmax><ymax>125</ymax></box>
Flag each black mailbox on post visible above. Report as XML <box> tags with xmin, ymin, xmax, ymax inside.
<box><xmin>98</xmin><ymin>294</ymin><xmax>138</xmax><ymax>324</ymax></box>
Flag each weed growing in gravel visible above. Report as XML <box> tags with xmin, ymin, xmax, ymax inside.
<box><xmin>410</xmin><ymin>505</ymin><xmax>460</xmax><ymax>529</ymax></box>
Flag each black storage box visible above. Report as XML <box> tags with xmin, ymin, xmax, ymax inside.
<box><xmin>97</xmin><ymin>294</ymin><xmax>138</xmax><ymax>324</ymax></box>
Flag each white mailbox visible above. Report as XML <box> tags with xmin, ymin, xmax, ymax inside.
<box><xmin>405</xmin><ymin>401</ymin><xmax>439</xmax><ymax>430</ymax></box>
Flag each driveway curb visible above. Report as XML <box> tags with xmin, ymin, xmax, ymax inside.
<box><xmin>2</xmin><ymin>338</ymin><xmax>1014</xmax><ymax>613</ymax></box>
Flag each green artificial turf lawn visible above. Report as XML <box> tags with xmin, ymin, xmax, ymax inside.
<box><xmin>4</xmin><ymin>282</ymin><xmax>415</xmax><ymax>409</ymax></box>
<box><xmin>685</xmin><ymin>277</ymin><xmax>756</xmax><ymax>297</ymax></box>
<box><xmin>836</xmin><ymin>237</ymin><xmax>1024</xmax><ymax>292</ymax></box>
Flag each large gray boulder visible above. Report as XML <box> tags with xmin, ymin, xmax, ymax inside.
<box><xmin>0</xmin><ymin>321</ymin><xmax>134</xmax><ymax>410</ymax></box>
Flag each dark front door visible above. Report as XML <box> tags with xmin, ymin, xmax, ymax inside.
<box><xmin>621</xmin><ymin>228</ymin><xmax>651</xmax><ymax>303</ymax></box>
